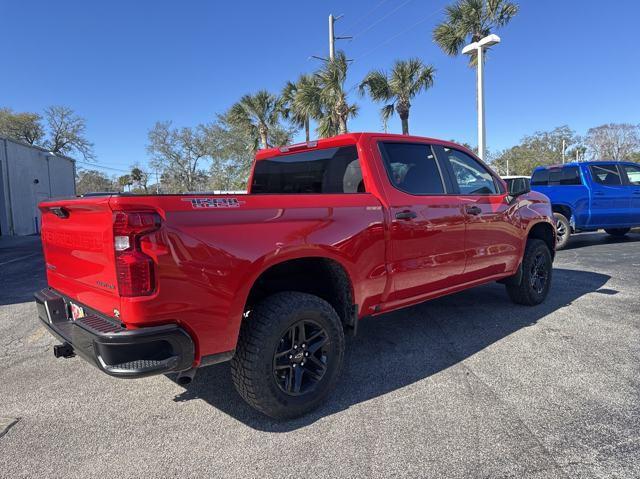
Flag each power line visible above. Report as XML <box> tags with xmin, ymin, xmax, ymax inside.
<box><xmin>349</xmin><ymin>0</ymin><xmax>417</xmax><ymax>39</ymax></box>
<box><xmin>353</xmin><ymin>8</ymin><xmax>441</xmax><ymax>62</ymax></box>
<box><xmin>339</xmin><ymin>0</ymin><xmax>391</xmax><ymax>36</ymax></box>
<box><xmin>75</xmin><ymin>159</ymin><xmax>130</xmax><ymax>173</ymax></box>
<box><xmin>343</xmin><ymin>7</ymin><xmax>441</xmax><ymax>96</ymax></box>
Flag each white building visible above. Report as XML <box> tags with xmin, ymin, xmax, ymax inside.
<box><xmin>0</xmin><ymin>136</ymin><xmax>76</xmax><ymax>236</ymax></box>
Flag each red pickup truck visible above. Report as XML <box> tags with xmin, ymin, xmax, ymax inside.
<box><xmin>35</xmin><ymin>133</ymin><xmax>555</xmax><ymax>419</ymax></box>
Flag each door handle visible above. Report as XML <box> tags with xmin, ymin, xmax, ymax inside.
<box><xmin>465</xmin><ymin>205</ymin><xmax>482</xmax><ymax>216</ymax></box>
<box><xmin>633</xmin><ymin>191</ymin><xmax>640</xmax><ymax>195</ymax></box>
<box><xmin>594</xmin><ymin>192</ymin><xmax>605</xmax><ymax>196</ymax></box>
<box><xmin>395</xmin><ymin>210</ymin><xmax>417</xmax><ymax>220</ymax></box>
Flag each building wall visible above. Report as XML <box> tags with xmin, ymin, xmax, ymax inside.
<box><xmin>0</xmin><ymin>137</ymin><xmax>75</xmax><ymax>236</ymax></box>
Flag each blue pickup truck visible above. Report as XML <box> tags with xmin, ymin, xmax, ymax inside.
<box><xmin>531</xmin><ymin>161</ymin><xmax>640</xmax><ymax>249</ymax></box>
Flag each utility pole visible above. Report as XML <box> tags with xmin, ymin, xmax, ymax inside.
<box><xmin>312</xmin><ymin>14</ymin><xmax>352</xmax><ymax>62</ymax></box>
<box><xmin>562</xmin><ymin>139</ymin><xmax>566</xmax><ymax>164</ymax></box>
<box><xmin>329</xmin><ymin>14</ymin><xmax>335</xmax><ymax>60</ymax></box>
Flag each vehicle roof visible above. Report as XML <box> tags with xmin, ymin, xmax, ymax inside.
<box><xmin>501</xmin><ymin>175</ymin><xmax>530</xmax><ymax>179</ymax></box>
<box><xmin>255</xmin><ymin>132</ymin><xmax>475</xmax><ymax>160</ymax></box>
<box><xmin>533</xmin><ymin>160</ymin><xmax>639</xmax><ymax>171</ymax></box>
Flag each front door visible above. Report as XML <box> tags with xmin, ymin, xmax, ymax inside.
<box><xmin>436</xmin><ymin>146</ymin><xmax>522</xmax><ymax>281</ymax></box>
<box><xmin>620</xmin><ymin>163</ymin><xmax>640</xmax><ymax>225</ymax></box>
<box><xmin>375</xmin><ymin>140</ymin><xmax>467</xmax><ymax>303</ymax></box>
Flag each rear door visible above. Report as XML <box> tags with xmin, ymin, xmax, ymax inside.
<box><xmin>374</xmin><ymin>140</ymin><xmax>467</xmax><ymax>303</ymax></box>
<box><xmin>436</xmin><ymin>146</ymin><xmax>522</xmax><ymax>281</ymax></box>
<box><xmin>620</xmin><ymin>163</ymin><xmax>640</xmax><ymax>225</ymax></box>
<box><xmin>587</xmin><ymin>164</ymin><xmax>630</xmax><ymax>227</ymax></box>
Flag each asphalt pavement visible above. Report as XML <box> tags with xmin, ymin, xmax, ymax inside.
<box><xmin>0</xmin><ymin>232</ymin><xmax>638</xmax><ymax>478</ymax></box>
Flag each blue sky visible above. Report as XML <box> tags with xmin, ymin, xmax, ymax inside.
<box><xmin>2</xmin><ymin>0</ymin><xmax>639</xmax><ymax>174</ymax></box>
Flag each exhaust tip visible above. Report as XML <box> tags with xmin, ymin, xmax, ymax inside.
<box><xmin>177</xmin><ymin>376</ymin><xmax>192</xmax><ymax>386</ymax></box>
<box><xmin>176</xmin><ymin>368</ymin><xmax>197</xmax><ymax>386</ymax></box>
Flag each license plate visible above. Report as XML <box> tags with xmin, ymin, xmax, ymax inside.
<box><xmin>70</xmin><ymin>302</ymin><xmax>85</xmax><ymax>321</ymax></box>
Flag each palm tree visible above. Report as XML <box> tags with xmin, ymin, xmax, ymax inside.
<box><xmin>227</xmin><ymin>90</ymin><xmax>281</xmax><ymax>150</ymax></box>
<box><xmin>313</xmin><ymin>51</ymin><xmax>358</xmax><ymax>137</ymax></box>
<box><xmin>433</xmin><ymin>0</ymin><xmax>518</xmax><ymax>64</ymax></box>
<box><xmin>280</xmin><ymin>75</ymin><xmax>319</xmax><ymax>142</ymax></box>
<box><xmin>359</xmin><ymin>59</ymin><xmax>435</xmax><ymax>135</ymax></box>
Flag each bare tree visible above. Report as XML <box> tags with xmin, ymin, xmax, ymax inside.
<box><xmin>76</xmin><ymin>169</ymin><xmax>115</xmax><ymax>195</ymax></box>
<box><xmin>585</xmin><ymin>123</ymin><xmax>640</xmax><ymax>160</ymax></box>
<box><xmin>147</xmin><ymin>121</ymin><xmax>211</xmax><ymax>193</ymax></box>
<box><xmin>44</xmin><ymin>105</ymin><xmax>95</xmax><ymax>160</ymax></box>
<box><xmin>0</xmin><ymin>108</ymin><xmax>45</xmax><ymax>145</ymax></box>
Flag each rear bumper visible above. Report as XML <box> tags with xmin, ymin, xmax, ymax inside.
<box><xmin>34</xmin><ymin>288</ymin><xmax>195</xmax><ymax>378</ymax></box>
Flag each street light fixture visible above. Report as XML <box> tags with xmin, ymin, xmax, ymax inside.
<box><xmin>462</xmin><ymin>34</ymin><xmax>501</xmax><ymax>161</ymax></box>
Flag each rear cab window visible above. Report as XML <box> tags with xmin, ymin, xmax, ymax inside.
<box><xmin>251</xmin><ymin>146</ymin><xmax>364</xmax><ymax>194</ymax></box>
<box><xmin>532</xmin><ymin>166</ymin><xmax>582</xmax><ymax>186</ymax></box>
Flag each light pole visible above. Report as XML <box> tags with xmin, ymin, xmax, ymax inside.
<box><xmin>462</xmin><ymin>34</ymin><xmax>501</xmax><ymax>161</ymax></box>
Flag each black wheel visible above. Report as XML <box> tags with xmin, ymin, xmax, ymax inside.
<box><xmin>231</xmin><ymin>291</ymin><xmax>345</xmax><ymax>419</ymax></box>
<box><xmin>506</xmin><ymin>239</ymin><xmax>553</xmax><ymax>306</ymax></box>
<box><xmin>604</xmin><ymin>228</ymin><xmax>630</xmax><ymax>237</ymax></box>
<box><xmin>554</xmin><ymin>213</ymin><xmax>571</xmax><ymax>250</ymax></box>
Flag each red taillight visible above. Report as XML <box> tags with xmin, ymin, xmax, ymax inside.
<box><xmin>113</xmin><ymin>211</ymin><xmax>161</xmax><ymax>297</ymax></box>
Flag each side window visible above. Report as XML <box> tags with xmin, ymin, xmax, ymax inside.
<box><xmin>622</xmin><ymin>164</ymin><xmax>640</xmax><ymax>185</ymax></box>
<box><xmin>443</xmin><ymin>148</ymin><xmax>498</xmax><ymax>195</ymax></box>
<box><xmin>379</xmin><ymin>142</ymin><xmax>445</xmax><ymax>195</ymax></box>
<box><xmin>590</xmin><ymin>164</ymin><xmax>622</xmax><ymax>186</ymax></box>
<box><xmin>531</xmin><ymin>169</ymin><xmax>549</xmax><ymax>186</ymax></box>
<box><xmin>251</xmin><ymin>146</ymin><xmax>364</xmax><ymax>194</ymax></box>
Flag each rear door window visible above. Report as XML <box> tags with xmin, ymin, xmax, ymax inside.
<box><xmin>251</xmin><ymin>146</ymin><xmax>364</xmax><ymax>194</ymax></box>
<box><xmin>590</xmin><ymin>164</ymin><xmax>622</xmax><ymax>186</ymax></box>
<box><xmin>378</xmin><ymin>142</ymin><xmax>446</xmax><ymax>195</ymax></box>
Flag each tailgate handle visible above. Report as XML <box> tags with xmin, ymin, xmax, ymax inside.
<box><xmin>49</xmin><ymin>206</ymin><xmax>69</xmax><ymax>218</ymax></box>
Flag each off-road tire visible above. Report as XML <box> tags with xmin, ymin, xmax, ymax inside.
<box><xmin>506</xmin><ymin>239</ymin><xmax>553</xmax><ymax>306</ymax></box>
<box><xmin>554</xmin><ymin>212</ymin><xmax>571</xmax><ymax>250</ymax></box>
<box><xmin>604</xmin><ymin>228</ymin><xmax>630</xmax><ymax>237</ymax></box>
<box><xmin>231</xmin><ymin>291</ymin><xmax>345</xmax><ymax>419</ymax></box>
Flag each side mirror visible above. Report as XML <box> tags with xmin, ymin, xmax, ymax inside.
<box><xmin>507</xmin><ymin>179</ymin><xmax>530</xmax><ymax>197</ymax></box>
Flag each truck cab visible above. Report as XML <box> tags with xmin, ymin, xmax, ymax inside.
<box><xmin>531</xmin><ymin>161</ymin><xmax>640</xmax><ymax>248</ymax></box>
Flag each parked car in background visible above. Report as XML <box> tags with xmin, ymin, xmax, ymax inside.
<box><xmin>502</xmin><ymin>176</ymin><xmax>531</xmax><ymax>196</ymax></box>
<box><xmin>531</xmin><ymin>161</ymin><xmax>640</xmax><ymax>249</ymax></box>
<box><xmin>35</xmin><ymin>133</ymin><xmax>556</xmax><ymax>419</ymax></box>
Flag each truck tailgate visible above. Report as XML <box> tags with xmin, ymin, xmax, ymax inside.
<box><xmin>39</xmin><ymin>196</ymin><xmax>120</xmax><ymax>317</ymax></box>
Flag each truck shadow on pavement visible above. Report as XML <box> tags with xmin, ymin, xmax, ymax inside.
<box><xmin>0</xmin><ymin>237</ymin><xmax>47</xmax><ymax>306</ymax></box>
<box><xmin>562</xmin><ymin>231</ymin><xmax>640</xmax><ymax>251</ymax></box>
<box><xmin>172</xmin><ymin>267</ymin><xmax>611</xmax><ymax>431</ymax></box>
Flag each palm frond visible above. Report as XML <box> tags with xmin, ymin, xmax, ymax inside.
<box><xmin>380</xmin><ymin>104</ymin><xmax>395</xmax><ymax>123</ymax></box>
<box><xmin>433</xmin><ymin>0</ymin><xmax>519</xmax><ymax>62</ymax></box>
<box><xmin>359</xmin><ymin>70</ymin><xmax>392</xmax><ymax>101</ymax></box>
